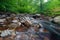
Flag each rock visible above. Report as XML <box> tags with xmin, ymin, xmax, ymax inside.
<box><xmin>0</xmin><ymin>19</ymin><xmax>5</xmax><ymax>22</ymax></box>
<box><xmin>1</xmin><ymin>30</ymin><xmax>14</xmax><ymax>37</ymax></box>
<box><xmin>15</xmin><ymin>32</ymin><xmax>30</xmax><ymax>40</ymax></box>
<box><xmin>8</xmin><ymin>23</ymin><xmax>19</xmax><ymax>30</ymax></box>
<box><xmin>19</xmin><ymin>16</ymin><xmax>33</xmax><ymax>27</ymax></box>
<box><xmin>0</xmin><ymin>37</ymin><xmax>3</xmax><ymax>40</ymax></box>
<box><xmin>12</xmin><ymin>20</ymin><xmax>18</xmax><ymax>23</ymax></box>
<box><xmin>4</xmin><ymin>37</ymin><xmax>11</xmax><ymax>40</ymax></box>
<box><xmin>10</xmin><ymin>14</ymin><xmax>16</xmax><ymax>17</ymax></box>
<box><xmin>5</xmin><ymin>17</ymin><xmax>12</xmax><ymax>24</ymax></box>
<box><xmin>35</xmin><ymin>14</ymin><xmax>40</xmax><ymax>16</ymax></box>
<box><xmin>49</xmin><ymin>17</ymin><xmax>53</xmax><ymax>22</ymax></box>
<box><xmin>31</xmin><ymin>19</ymin><xmax>39</xmax><ymax>24</ymax></box>
<box><xmin>54</xmin><ymin>16</ymin><xmax>60</xmax><ymax>24</ymax></box>
<box><xmin>32</xmin><ymin>14</ymin><xmax>40</xmax><ymax>19</ymax></box>
<box><xmin>24</xmin><ymin>20</ymin><xmax>32</xmax><ymax>27</ymax></box>
<box><xmin>0</xmin><ymin>19</ymin><xmax>6</xmax><ymax>27</ymax></box>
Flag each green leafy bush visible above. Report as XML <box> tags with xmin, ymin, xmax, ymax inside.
<box><xmin>0</xmin><ymin>0</ymin><xmax>40</xmax><ymax>13</ymax></box>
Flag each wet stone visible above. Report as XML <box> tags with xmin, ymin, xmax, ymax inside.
<box><xmin>54</xmin><ymin>16</ymin><xmax>60</xmax><ymax>24</ymax></box>
<box><xmin>0</xmin><ymin>14</ymin><xmax>58</xmax><ymax>40</ymax></box>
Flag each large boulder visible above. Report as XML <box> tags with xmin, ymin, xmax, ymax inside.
<box><xmin>54</xmin><ymin>16</ymin><xmax>60</xmax><ymax>24</ymax></box>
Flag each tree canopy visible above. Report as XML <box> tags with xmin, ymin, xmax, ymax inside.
<box><xmin>0</xmin><ymin>0</ymin><xmax>60</xmax><ymax>16</ymax></box>
<box><xmin>0</xmin><ymin>0</ymin><xmax>40</xmax><ymax>13</ymax></box>
<box><xmin>44</xmin><ymin>0</ymin><xmax>60</xmax><ymax>16</ymax></box>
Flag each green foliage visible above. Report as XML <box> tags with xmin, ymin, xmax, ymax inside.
<box><xmin>0</xmin><ymin>0</ymin><xmax>18</xmax><ymax>12</ymax></box>
<box><xmin>0</xmin><ymin>0</ymin><xmax>40</xmax><ymax>13</ymax></box>
<box><xmin>44</xmin><ymin>0</ymin><xmax>60</xmax><ymax>16</ymax></box>
<box><xmin>0</xmin><ymin>0</ymin><xmax>60</xmax><ymax>16</ymax></box>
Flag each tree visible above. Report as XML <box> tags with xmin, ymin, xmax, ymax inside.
<box><xmin>44</xmin><ymin>0</ymin><xmax>60</xmax><ymax>16</ymax></box>
<box><xmin>0</xmin><ymin>0</ymin><xmax>18</xmax><ymax>12</ymax></box>
<box><xmin>0</xmin><ymin>0</ymin><xmax>41</xmax><ymax>13</ymax></box>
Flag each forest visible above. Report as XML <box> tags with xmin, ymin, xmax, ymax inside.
<box><xmin>0</xmin><ymin>0</ymin><xmax>60</xmax><ymax>40</ymax></box>
<box><xmin>0</xmin><ymin>0</ymin><xmax>60</xmax><ymax>16</ymax></box>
